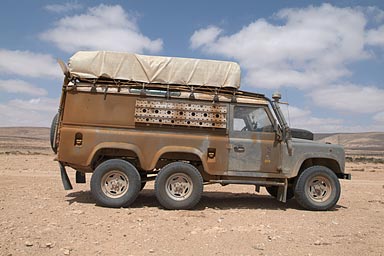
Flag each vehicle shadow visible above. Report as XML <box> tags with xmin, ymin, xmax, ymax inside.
<box><xmin>66</xmin><ymin>190</ymin><xmax>94</xmax><ymax>205</ymax></box>
<box><xmin>65</xmin><ymin>188</ymin><xmax>344</xmax><ymax>211</ymax></box>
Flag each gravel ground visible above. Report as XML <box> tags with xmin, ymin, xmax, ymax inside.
<box><xmin>0</xmin><ymin>128</ymin><xmax>383</xmax><ymax>256</ymax></box>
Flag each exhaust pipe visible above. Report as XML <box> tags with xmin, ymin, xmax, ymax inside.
<box><xmin>59</xmin><ymin>162</ymin><xmax>73</xmax><ymax>190</ymax></box>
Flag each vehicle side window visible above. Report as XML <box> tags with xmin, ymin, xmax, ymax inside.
<box><xmin>233</xmin><ymin>106</ymin><xmax>274</xmax><ymax>132</ymax></box>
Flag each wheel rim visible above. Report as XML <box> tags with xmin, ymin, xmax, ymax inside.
<box><xmin>165</xmin><ymin>173</ymin><xmax>193</xmax><ymax>201</ymax></box>
<box><xmin>306</xmin><ymin>175</ymin><xmax>332</xmax><ymax>202</ymax></box>
<box><xmin>101</xmin><ymin>170</ymin><xmax>129</xmax><ymax>198</ymax></box>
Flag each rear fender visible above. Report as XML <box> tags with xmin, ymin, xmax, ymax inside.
<box><xmin>150</xmin><ymin>146</ymin><xmax>206</xmax><ymax>171</ymax></box>
<box><xmin>87</xmin><ymin>142</ymin><xmax>144</xmax><ymax>168</ymax></box>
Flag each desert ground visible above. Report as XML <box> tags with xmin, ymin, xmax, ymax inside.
<box><xmin>0</xmin><ymin>128</ymin><xmax>383</xmax><ymax>256</ymax></box>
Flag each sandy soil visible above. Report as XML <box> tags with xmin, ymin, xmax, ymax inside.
<box><xmin>0</xmin><ymin>128</ymin><xmax>383</xmax><ymax>256</ymax></box>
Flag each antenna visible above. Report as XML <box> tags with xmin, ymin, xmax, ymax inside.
<box><xmin>284</xmin><ymin>89</ymin><xmax>291</xmax><ymax>126</ymax></box>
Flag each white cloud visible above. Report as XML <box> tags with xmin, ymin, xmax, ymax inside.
<box><xmin>8</xmin><ymin>98</ymin><xmax>58</xmax><ymax>112</ymax></box>
<box><xmin>0</xmin><ymin>97</ymin><xmax>59</xmax><ymax>127</ymax></box>
<box><xmin>190</xmin><ymin>26</ymin><xmax>222</xmax><ymax>49</ymax></box>
<box><xmin>373</xmin><ymin>112</ymin><xmax>384</xmax><ymax>127</ymax></box>
<box><xmin>44</xmin><ymin>2</ymin><xmax>82</xmax><ymax>13</ymax></box>
<box><xmin>366</xmin><ymin>25</ymin><xmax>384</xmax><ymax>46</ymax></box>
<box><xmin>189</xmin><ymin>4</ymin><xmax>384</xmax><ymax>132</ymax></box>
<box><xmin>40</xmin><ymin>4</ymin><xmax>163</xmax><ymax>54</ymax></box>
<box><xmin>281</xmin><ymin>105</ymin><xmax>343</xmax><ymax>133</ymax></box>
<box><xmin>0</xmin><ymin>49</ymin><xmax>61</xmax><ymax>78</ymax></box>
<box><xmin>361</xmin><ymin>6</ymin><xmax>384</xmax><ymax>23</ymax></box>
<box><xmin>0</xmin><ymin>79</ymin><xmax>47</xmax><ymax>96</ymax></box>
<box><xmin>280</xmin><ymin>105</ymin><xmax>384</xmax><ymax>133</ymax></box>
<box><xmin>311</xmin><ymin>84</ymin><xmax>384</xmax><ymax>114</ymax></box>
<box><xmin>190</xmin><ymin>4</ymin><xmax>371</xmax><ymax>89</ymax></box>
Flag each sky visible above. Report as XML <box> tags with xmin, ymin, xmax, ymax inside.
<box><xmin>0</xmin><ymin>0</ymin><xmax>383</xmax><ymax>133</ymax></box>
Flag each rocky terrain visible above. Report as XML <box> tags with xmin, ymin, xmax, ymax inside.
<box><xmin>0</xmin><ymin>128</ymin><xmax>383</xmax><ymax>255</ymax></box>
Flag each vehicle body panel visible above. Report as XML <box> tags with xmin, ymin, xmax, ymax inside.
<box><xmin>58</xmin><ymin>91</ymin><xmax>230</xmax><ymax>174</ymax></box>
<box><xmin>57</xmin><ymin>89</ymin><xmax>347</xmax><ymax>182</ymax></box>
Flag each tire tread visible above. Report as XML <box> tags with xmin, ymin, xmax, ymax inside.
<box><xmin>155</xmin><ymin>162</ymin><xmax>203</xmax><ymax>210</ymax></box>
<box><xmin>90</xmin><ymin>159</ymin><xmax>141</xmax><ymax>208</ymax></box>
<box><xmin>294</xmin><ymin>165</ymin><xmax>340</xmax><ymax>211</ymax></box>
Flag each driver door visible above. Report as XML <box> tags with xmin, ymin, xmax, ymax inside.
<box><xmin>228</xmin><ymin>105</ymin><xmax>281</xmax><ymax>173</ymax></box>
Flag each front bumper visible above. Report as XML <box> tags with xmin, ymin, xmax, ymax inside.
<box><xmin>337</xmin><ymin>173</ymin><xmax>351</xmax><ymax>180</ymax></box>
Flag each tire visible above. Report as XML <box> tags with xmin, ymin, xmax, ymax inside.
<box><xmin>155</xmin><ymin>162</ymin><xmax>203</xmax><ymax>210</ymax></box>
<box><xmin>50</xmin><ymin>113</ymin><xmax>58</xmax><ymax>153</ymax></box>
<box><xmin>266</xmin><ymin>186</ymin><xmax>294</xmax><ymax>200</ymax></box>
<box><xmin>90</xmin><ymin>159</ymin><xmax>141</xmax><ymax>208</ymax></box>
<box><xmin>294</xmin><ymin>166</ymin><xmax>340</xmax><ymax>211</ymax></box>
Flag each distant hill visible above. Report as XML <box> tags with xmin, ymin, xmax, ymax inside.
<box><xmin>0</xmin><ymin>127</ymin><xmax>50</xmax><ymax>154</ymax></box>
<box><xmin>315</xmin><ymin>132</ymin><xmax>384</xmax><ymax>155</ymax></box>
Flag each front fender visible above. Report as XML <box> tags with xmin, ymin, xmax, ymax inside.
<box><xmin>281</xmin><ymin>139</ymin><xmax>345</xmax><ymax>178</ymax></box>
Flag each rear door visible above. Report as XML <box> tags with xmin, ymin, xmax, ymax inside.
<box><xmin>228</xmin><ymin>104</ymin><xmax>281</xmax><ymax>173</ymax></box>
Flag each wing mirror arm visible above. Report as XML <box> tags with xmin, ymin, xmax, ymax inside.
<box><xmin>286</xmin><ymin>132</ymin><xmax>293</xmax><ymax>156</ymax></box>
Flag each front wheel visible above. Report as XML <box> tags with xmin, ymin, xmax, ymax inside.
<box><xmin>155</xmin><ymin>162</ymin><xmax>203</xmax><ymax>210</ymax></box>
<box><xmin>294</xmin><ymin>166</ymin><xmax>340</xmax><ymax>211</ymax></box>
<box><xmin>90</xmin><ymin>159</ymin><xmax>141</xmax><ymax>208</ymax></box>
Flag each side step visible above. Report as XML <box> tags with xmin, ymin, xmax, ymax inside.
<box><xmin>209</xmin><ymin>179</ymin><xmax>288</xmax><ymax>202</ymax></box>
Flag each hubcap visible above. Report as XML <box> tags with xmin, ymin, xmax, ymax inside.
<box><xmin>165</xmin><ymin>173</ymin><xmax>193</xmax><ymax>201</ymax></box>
<box><xmin>101</xmin><ymin>170</ymin><xmax>129</xmax><ymax>198</ymax></box>
<box><xmin>307</xmin><ymin>175</ymin><xmax>332</xmax><ymax>202</ymax></box>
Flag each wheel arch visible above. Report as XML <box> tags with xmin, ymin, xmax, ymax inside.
<box><xmin>88</xmin><ymin>142</ymin><xmax>144</xmax><ymax>170</ymax></box>
<box><xmin>88</xmin><ymin>144</ymin><xmax>207</xmax><ymax>173</ymax></box>
<box><xmin>151</xmin><ymin>146</ymin><xmax>206</xmax><ymax>172</ymax></box>
<box><xmin>298</xmin><ymin>157</ymin><xmax>342</xmax><ymax>177</ymax></box>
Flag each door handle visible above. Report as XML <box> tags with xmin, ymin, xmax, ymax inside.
<box><xmin>234</xmin><ymin>145</ymin><xmax>245</xmax><ymax>153</ymax></box>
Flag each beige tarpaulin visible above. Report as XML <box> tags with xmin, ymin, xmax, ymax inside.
<box><xmin>68</xmin><ymin>51</ymin><xmax>241</xmax><ymax>89</ymax></box>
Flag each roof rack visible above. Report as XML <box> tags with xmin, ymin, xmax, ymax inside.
<box><xmin>65</xmin><ymin>78</ymin><xmax>265</xmax><ymax>101</ymax></box>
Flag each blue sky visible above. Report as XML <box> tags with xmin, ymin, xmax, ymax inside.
<box><xmin>0</xmin><ymin>1</ymin><xmax>383</xmax><ymax>132</ymax></box>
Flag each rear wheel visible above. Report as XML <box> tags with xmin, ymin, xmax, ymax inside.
<box><xmin>294</xmin><ymin>166</ymin><xmax>340</xmax><ymax>211</ymax></box>
<box><xmin>155</xmin><ymin>162</ymin><xmax>203</xmax><ymax>210</ymax></box>
<box><xmin>90</xmin><ymin>159</ymin><xmax>141</xmax><ymax>208</ymax></box>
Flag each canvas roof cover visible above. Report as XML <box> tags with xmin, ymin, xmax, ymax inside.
<box><xmin>68</xmin><ymin>51</ymin><xmax>241</xmax><ymax>89</ymax></box>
